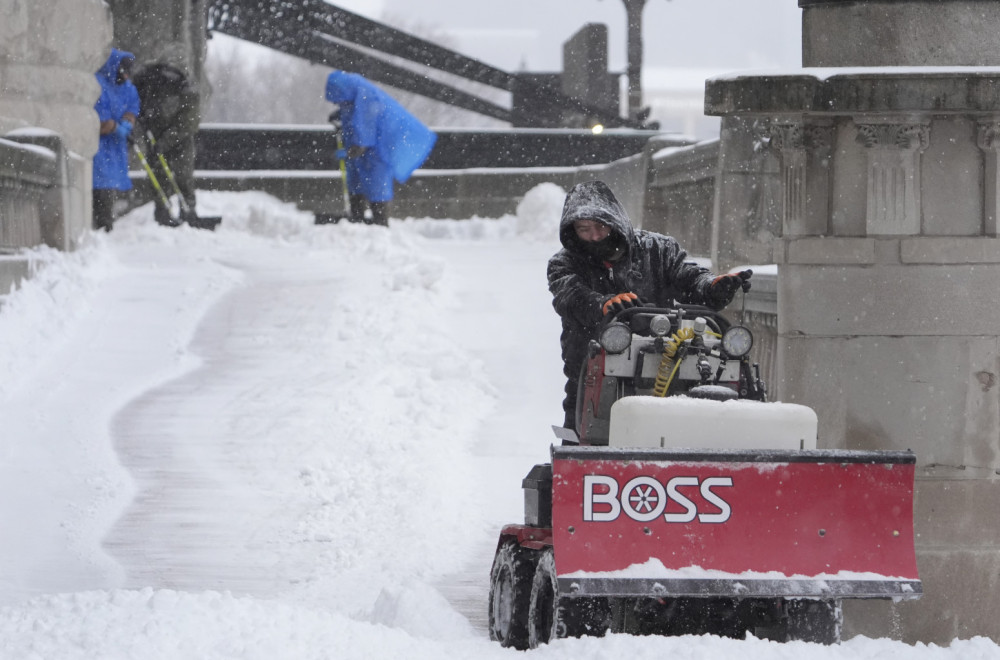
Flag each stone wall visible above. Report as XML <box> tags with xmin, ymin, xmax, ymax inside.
<box><xmin>0</xmin><ymin>0</ymin><xmax>113</xmax><ymax>289</ymax></box>
<box><xmin>106</xmin><ymin>0</ymin><xmax>208</xmax><ymax>90</ymax></box>
<box><xmin>0</xmin><ymin>0</ymin><xmax>111</xmax><ymax>157</ymax></box>
<box><xmin>706</xmin><ymin>58</ymin><xmax>1000</xmax><ymax>647</ymax></box>
<box><xmin>643</xmin><ymin>139</ymin><xmax>717</xmax><ymax>259</ymax></box>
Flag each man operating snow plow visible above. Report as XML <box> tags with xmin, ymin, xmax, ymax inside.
<box><xmin>487</xmin><ymin>301</ymin><xmax>922</xmax><ymax>649</ymax></box>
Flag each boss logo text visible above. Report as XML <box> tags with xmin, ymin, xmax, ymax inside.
<box><xmin>583</xmin><ymin>474</ymin><xmax>733</xmax><ymax>524</ymax></box>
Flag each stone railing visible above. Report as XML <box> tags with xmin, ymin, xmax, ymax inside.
<box><xmin>0</xmin><ymin>137</ymin><xmax>56</xmax><ymax>294</ymax></box>
<box><xmin>0</xmin><ymin>130</ymin><xmax>92</xmax><ymax>296</ymax></box>
<box><xmin>183</xmin><ymin>125</ymin><xmax>679</xmax><ymax>222</ymax></box>
<box><xmin>0</xmin><ymin>137</ymin><xmax>54</xmax><ymax>249</ymax></box>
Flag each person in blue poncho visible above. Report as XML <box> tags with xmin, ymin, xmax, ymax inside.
<box><xmin>325</xmin><ymin>71</ymin><xmax>437</xmax><ymax>226</ymax></box>
<box><xmin>92</xmin><ymin>48</ymin><xmax>141</xmax><ymax>232</ymax></box>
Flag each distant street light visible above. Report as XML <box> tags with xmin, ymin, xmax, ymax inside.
<box><xmin>599</xmin><ymin>0</ymin><xmax>667</xmax><ymax>122</ymax></box>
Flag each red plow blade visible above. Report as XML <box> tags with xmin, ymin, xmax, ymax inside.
<box><xmin>550</xmin><ymin>446</ymin><xmax>921</xmax><ymax>600</ymax></box>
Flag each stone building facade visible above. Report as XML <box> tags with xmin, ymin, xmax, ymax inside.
<box><xmin>705</xmin><ymin>0</ymin><xmax>1000</xmax><ymax>644</ymax></box>
<box><xmin>0</xmin><ymin>0</ymin><xmax>112</xmax><ymax>266</ymax></box>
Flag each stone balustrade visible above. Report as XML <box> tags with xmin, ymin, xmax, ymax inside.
<box><xmin>0</xmin><ymin>137</ymin><xmax>55</xmax><ymax>248</ymax></box>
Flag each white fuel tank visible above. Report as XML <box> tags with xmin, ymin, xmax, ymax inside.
<box><xmin>608</xmin><ymin>395</ymin><xmax>818</xmax><ymax>451</ymax></box>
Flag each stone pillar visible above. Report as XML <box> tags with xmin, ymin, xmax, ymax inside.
<box><xmin>706</xmin><ymin>1</ymin><xmax>1000</xmax><ymax>644</ymax></box>
<box><xmin>0</xmin><ymin>0</ymin><xmax>112</xmax><ymax>250</ymax></box>
<box><xmin>106</xmin><ymin>1</ymin><xmax>209</xmax><ymax>213</ymax></box>
<box><xmin>562</xmin><ymin>24</ymin><xmax>618</xmax><ymax>126</ymax></box>
<box><xmin>802</xmin><ymin>0</ymin><xmax>1000</xmax><ymax>67</ymax></box>
<box><xmin>107</xmin><ymin>0</ymin><xmax>208</xmax><ymax>88</ymax></box>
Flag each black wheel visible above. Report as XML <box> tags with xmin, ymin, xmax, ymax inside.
<box><xmin>527</xmin><ymin>549</ymin><xmax>611</xmax><ymax>647</ymax></box>
<box><xmin>783</xmin><ymin>599</ymin><xmax>842</xmax><ymax>644</ymax></box>
<box><xmin>488</xmin><ymin>540</ymin><xmax>539</xmax><ymax>649</ymax></box>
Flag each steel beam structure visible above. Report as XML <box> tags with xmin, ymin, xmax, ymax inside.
<box><xmin>206</xmin><ymin>0</ymin><xmax>639</xmax><ymax>128</ymax></box>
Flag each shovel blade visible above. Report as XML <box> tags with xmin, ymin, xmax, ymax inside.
<box><xmin>315</xmin><ymin>213</ymin><xmax>351</xmax><ymax>225</ymax></box>
<box><xmin>186</xmin><ymin>215</ymin><xmax>222</xmax><ymax>231</ymax></box>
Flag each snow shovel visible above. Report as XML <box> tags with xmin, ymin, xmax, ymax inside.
<box><xmin>133</xmin><ymin>142</ymin><xmax>183</xmax><ymax>228</ymax></box>
<box><xmin>145</xmin><ymin>132</ymin><xmax>222</xmax><ymax>231</ymax></box>
<box><xmin>315</xmin><ymin>112</ymin><xmax>352</xmax><ymax>225</ymax></box>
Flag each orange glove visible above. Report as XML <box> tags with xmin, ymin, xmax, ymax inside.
<box><xmin>602</xmin><ymin>292</ymin><xmax>641</xmax><ymax>316</ymax></box>
<box><xmin>709</xmin><ymin>269</ymin><xmax>753</xmax><ymax>307</ymax></box>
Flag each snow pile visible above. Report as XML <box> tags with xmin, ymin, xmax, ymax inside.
<box><xmin>371</xmin><ymin>580</ymin><xmax>476</xmax><ymax>641</ymax></box>
<box><xmin>2</xmin><ymin>587</ymin><xmax>997</xmax><ymax>660</ymax></box>
<box><xmin>395</xmin><ymin>180</ymin><xmax>567</xmax><ymax>242</ymax></box>
<box><xmin>0</xmin><ymin>242</ymin><xmax>118</xmax><ymax>399</ymax></box>
<box><xmin>516</xmin><ymin>181</ymin><xmax>566</xmax><ymax>240</ymax></box>
<box><xmin>402</xmin><ymin>214</ymin><xmax>517</xmax><ymax>241</ymax></box>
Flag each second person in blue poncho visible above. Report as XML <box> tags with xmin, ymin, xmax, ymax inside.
<box><xmin>93</xmin><ymin>48</ymin><xmax>140</xmax><ymax>232</ymax></box>
<box><xmin>325</xmin><ymin>71</ymin><xmax>437</xmax><ymax>226</ymax></box>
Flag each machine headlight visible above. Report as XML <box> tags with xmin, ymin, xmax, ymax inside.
<box><xmin>721</xmin><ymin>326</ymin><xmax>753</xmax><ymax>357</ymax></box>
<box><xmin>600</xmin><ymin>323</ymin><xmax>632</xmax><ymax>354</ymax></box>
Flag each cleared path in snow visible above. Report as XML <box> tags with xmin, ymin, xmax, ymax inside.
<box><xmin>104</xmin><ymin>253</ymin><xmax>354</xmax><ymax>595</ymax></box>
<box><xmin>67</xmin><ymin>210</ymin><xmax>565</xmax><ymax>633</ymax></box>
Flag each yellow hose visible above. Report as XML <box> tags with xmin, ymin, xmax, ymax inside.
<box><xmin>653</xmin><ymin>327</ymin><xmax>695</xmax><ymax>397</ymax></box>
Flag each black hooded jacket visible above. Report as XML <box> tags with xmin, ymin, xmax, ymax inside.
<box><xmin>547</xmin><ymin>181</ymin><xmax>717</xmax><ymax>385</ymax></box>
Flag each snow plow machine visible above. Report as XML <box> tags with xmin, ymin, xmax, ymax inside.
<box><xmin>488</xmin><ymin>302</ymin><xmax>921</xmax><ymax>648</ymax></box>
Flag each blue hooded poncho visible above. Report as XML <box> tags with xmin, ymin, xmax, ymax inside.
<box><xmin>325</xmin><ymin>71</ymin><xmax>436</xmax><ymax>202</ymax></box>
<box><xmin>93</xmin><ymin>48</ymin><xmax>141</xmax><ymax>191</ymax></box>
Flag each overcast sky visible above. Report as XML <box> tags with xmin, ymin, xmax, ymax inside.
<box><xmin>330</xmin><ymin>0</ymin><xmax>803</xmax><ymax>74</ymax></box>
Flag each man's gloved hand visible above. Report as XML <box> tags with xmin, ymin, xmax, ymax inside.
<box><xmin>335</xmin><ymin>146</ymin><xmax>366</xmax><ymax>160</ymax></box>
<box><xmin>114</xmin><ymin>119</ymin><xmax>133</xmax><ymax>141</ymax></box>
<box><xmin>602</xmin><ymin>292</ymin><xmax>642</xmax><ymax>316</ymax></box>
<box><xmin>709</xmin><ymin>269</ymin><xmax>753</xmax><ymax>307</ymax></box>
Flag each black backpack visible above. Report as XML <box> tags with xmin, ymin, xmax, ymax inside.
<box><xmin>134</xmin><ymin>64</ymin><xmax>191</xmax><ymax>118</ymax></box>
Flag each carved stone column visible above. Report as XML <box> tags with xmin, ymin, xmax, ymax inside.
<box><xmin>770</xmin><ymin>120</ymin><xmax>833</xmax><ymax>236</ymax></box>
<box><xmin>977</xmin><ymin>119</ymin><xmax>1000</xmax><ymax>237</ymax></box>
<box><xmin>855</xmin><ymin>119</ymin><xmax>930</xmax><ymax>235</ymax></box>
